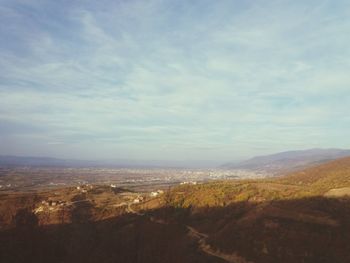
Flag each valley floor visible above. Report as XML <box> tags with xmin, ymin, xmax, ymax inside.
<box><xmin>2</xmin><ymin>157</ymin><xmax>350</xmax><ymax>262</ymax></box>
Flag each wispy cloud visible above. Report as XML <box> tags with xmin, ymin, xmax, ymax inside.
<box><xmin>1</xmin><ymin>0</ymin><xmax>350</xmax><ymax>161</ymax></box>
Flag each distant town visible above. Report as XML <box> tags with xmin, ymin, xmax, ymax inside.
<box><xmin>0</xmin><ymin>167</ymin><xmax>269</xmax><ymax>193</ymax></box>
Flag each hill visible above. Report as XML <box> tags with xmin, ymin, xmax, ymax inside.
<box><xmin>2</xmin><ymin>157</ymin><xmax>350</xmax><ymax>263</ymax></box>
<box><xmin>168</xmin><ymin>156</ymin><xmax>350</xmax><ymax>207</ymax></box>
<box><xmin>221</xmin><ymin>148</ymin><xmax>350</xmax><ymax>174</ymax></box>
<box><xmin>158</xmin><ymin>157</ymin><xmax>350</xmax><ymax>262</ymax></box>
<box><xmin>279</xmin><ymin>156</ymin><xmax>350</xmax><ymax>195</ymax></box>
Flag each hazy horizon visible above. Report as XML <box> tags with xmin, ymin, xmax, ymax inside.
<box><xmin>1</xmin><ymin>0</ymin><xmax>350</xmax><ymax>161</ymax></box>
<box><xmin>2</xmin><ymin>147</ymin><xmax>350</xmax><ymax>169</ymax></box>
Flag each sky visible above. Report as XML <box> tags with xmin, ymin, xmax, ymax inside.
<box><xmin>1</xmin><ymin>0</ymin><xmax>350</xmax><ymax>163</ymax></box>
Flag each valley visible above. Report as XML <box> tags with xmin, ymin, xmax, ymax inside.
<box><xmin>1</xmin><ymin>157</ymin><xmax>350</xmax><ymax>262</ymax></box>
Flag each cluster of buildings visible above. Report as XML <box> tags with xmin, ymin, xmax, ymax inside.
<box><xmin>150</xmin><ymin>189</ymin><xmax>164</xmax><ymax>197</ymax></box>
<box><xmin>121</xmin><ymin>189</ymin><xmax>165</xmax><ymax>205</ymax></box>
<box><xmin>33</xmin><ymin>199</ymin><xmax>68</xmax><ymax>214</ymax></box>
<box><xmin>76</xmin><ymin>184</ymin><xmax>93</xmax><ymax>193</ymax></box>
<box><xmin>0</xmin><ymin>184</ymin><xmax>12</xmax><ymax>189</ymax></box>
<box><xmin>133</xmin><ymin>196</ymin><xmax>144</xmax><ymax>203</ymax></box>
<box><xmin>180</xmin><ymin>181</ymin><xmax>197</xmax><ymax>185</ymax></box>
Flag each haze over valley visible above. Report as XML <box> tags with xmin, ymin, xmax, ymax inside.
<box><xmin>1</xmin><ymin>0</ymin><xmax>350</xmax><ymax>262</ymax></box>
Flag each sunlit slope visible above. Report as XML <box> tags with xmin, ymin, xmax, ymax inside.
<box><xmin>167</xmin><ymin>157</ymin><xmax>350</xmax><ymax>207</ymax></box>
<box><xmin>280</xmin><ymin>156</ymin><xmax>350</xmax><ymax>194</ymax></box>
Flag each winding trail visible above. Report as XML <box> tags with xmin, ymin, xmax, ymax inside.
<box><xmin>186</xmin><ymin>226</ymin><xmax>253</xmax><ymax>263</ymax></box>
<box><xmin>126</xmin><ymin>201</ymin><xmax>251</xmax><ymax>263</ymax></box>
<box><xmin>126</xmin><ymin>202</ymin><xmax>144</xmax><ymax>216</ymax></box>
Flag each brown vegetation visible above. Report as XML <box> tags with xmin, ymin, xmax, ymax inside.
<box><xmin>2</xmin><ymin>157</ymin><xmax>350</xmax><ymax>262</ymax></box>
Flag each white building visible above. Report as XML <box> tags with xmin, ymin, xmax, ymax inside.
<box><xmin>150</xmin><ymin>192</ymin><xmax>159</xmax><ymax>197</ymax></box>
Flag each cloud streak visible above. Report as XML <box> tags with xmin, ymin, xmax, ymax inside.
<box><xmin>1</xmin><ymin>0</ymin><xmax>350</xmax><ymax>162</ymax></box>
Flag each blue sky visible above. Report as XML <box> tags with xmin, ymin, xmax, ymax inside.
<box><xmin>1</xmin><ymin>0</ymin><xmax>350</xmax><ymax>163</ymax></box>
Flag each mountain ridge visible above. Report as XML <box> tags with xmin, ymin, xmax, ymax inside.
<box><xmin>221</xmin><ymin>148</ymin><xmax>350</xmax><ymax>174</ymax></box>
<box><xmin>0</xmin><ymin>155</ymin><xmax>218</xmax><ymax>169</ymax></box>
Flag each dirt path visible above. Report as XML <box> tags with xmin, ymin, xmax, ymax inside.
<box><xmin>126</xmin><ymin>202</ymin><xmax>250</xmax><ymax>262</ymax></box>
<box><xmin>126</xmin><ymin>202</ymin><xmax>144</xmax><ymax>216</ymax></box>
<box><xmin>186</xmin><ymin>226</ymin><xmax>253</xmax><ymax>263</ymax></box>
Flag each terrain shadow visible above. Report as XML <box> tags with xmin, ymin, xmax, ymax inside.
<box><xmin>1</xmin><ymin>196</ymin><xmax>350</xmax><ymax>263</ymax></box>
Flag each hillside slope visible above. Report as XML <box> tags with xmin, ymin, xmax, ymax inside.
<box><xmin>160</xmin><ymin>157</ymin><xmax>350</xmax><ymax>262</ymax></box>
<box><xmin>279</xmin><ymin>156</ymin><xmax>350</xmax><ymax>195</ymax></box>
<box><xmin>222</xmin><ymin>148</ymin><xmax>350</xmax><ymax>174</ymax></box>
<box><xmin>168</xmin><ymin>157</ymin><xmax>350</xmax><ymax>208</ymax></box>
<box><xmin>2</xmin><ymin>157</ymin><xmax>350</xmax><ymax>263</ymax></box>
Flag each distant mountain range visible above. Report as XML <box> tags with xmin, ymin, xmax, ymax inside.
<box><xmin>0</xmin><ymin>155</ymin><xmax>101</xmax><ymax>168</ymax></box>
<box><xmin>0</xmin><ymin>155</ymin><xmax>218</xmax><ymax>169</ymax></box>
<box><xmin>2</xmin><ymin>148</ymin><xmax>350</xmax><ymax>172</ymax></box>
<box><xmin>221</xmin><ymin>148</ymin><xmax>350</xmax><ymax>174</ymax></box>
